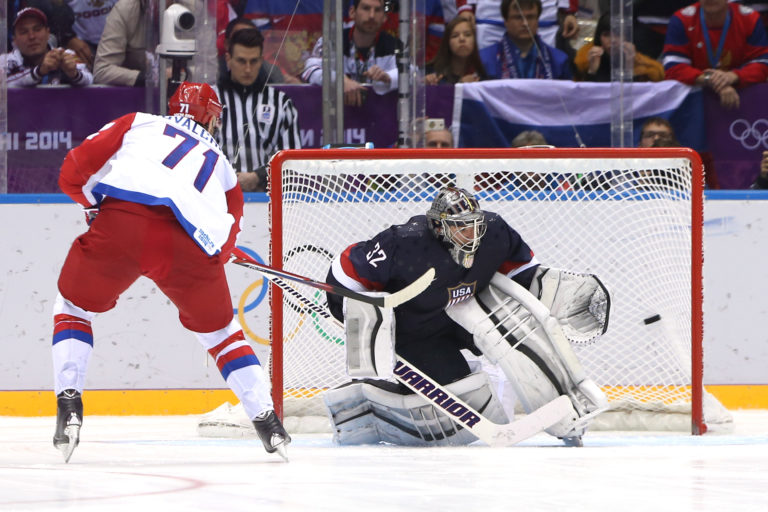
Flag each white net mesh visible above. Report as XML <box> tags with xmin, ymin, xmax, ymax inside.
<box><xmin>269</xmin><ymin>148</ymin><xmax>730</xmax><ymax>432</ymax></box>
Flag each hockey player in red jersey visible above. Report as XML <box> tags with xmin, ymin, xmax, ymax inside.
<box><xmin>52</xmin><ymin>82</ymin><xmax>289</xmax><ymax>462</ymax></box>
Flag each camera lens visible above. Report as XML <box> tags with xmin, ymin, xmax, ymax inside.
<box><xmin>178</xmin><ymin>12</ymin><xmax>195</xmax><ymax>30</ymax></box>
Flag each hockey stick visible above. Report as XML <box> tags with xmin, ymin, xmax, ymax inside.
<box><xmin>231</xmin><ymin>247</ymin><xmax>435</xmax><ymax>309</ymax></box>
<box><xmin>394</xmin><ymin>357</ymin><xmax>574</xmax><ymax>447</ymax></box>
<box><xmin>238</xmin><ymin>259</ymin><xmax>573</xmax><ymax>447</ymax></box>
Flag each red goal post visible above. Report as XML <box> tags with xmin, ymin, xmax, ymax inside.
<box><xmin>267</xmin><ymin>147</ymin><xmax>730</xmax><ymax>435</ymax></box>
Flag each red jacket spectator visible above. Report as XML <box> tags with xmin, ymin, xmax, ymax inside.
<box><xmin>662</xmin><ymin>1</ymin><xmax>768</xmax><ymax>87</ymax></box>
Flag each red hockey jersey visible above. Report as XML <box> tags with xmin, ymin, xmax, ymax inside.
<box><xmin>662</xmin><ymin>2</ymin><xmax>768</xmax><ymax>86</ymax></box>
<box><xmin>59</xmin><ymin>112</ymin><xmax>243</xmax><ymax>256</ymax></box>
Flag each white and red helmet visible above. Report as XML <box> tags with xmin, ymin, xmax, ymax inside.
<box><xmin>168</xmin><ymin>82</ymin><xmax>223</xmax><ymax>125</ymax></box>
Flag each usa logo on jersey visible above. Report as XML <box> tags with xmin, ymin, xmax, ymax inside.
<box><xmin>446</xmin><ymin>281</ymin><xmax>477</xmax><ymax>306</ymax></box>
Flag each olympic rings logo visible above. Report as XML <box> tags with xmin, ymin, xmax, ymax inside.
<box><xmin>234</xmin><ymin>246</ymin><xmax>270</xmax><ymax>345</ymax></box>
<box><xmin>729</xmin><ymin>119</ymin><xmax>768</xmax><ymax>150</ymax></box>
<box><xmin>234</xmin><ymin>245</ymin><xmax>344</xmax><ymax>347</ymax></box>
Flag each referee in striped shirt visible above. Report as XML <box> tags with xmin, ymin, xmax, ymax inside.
<box><xmin>214</xmin><ymin>28</ymin><xmax>301</xmax><ymax>192</ymax></box>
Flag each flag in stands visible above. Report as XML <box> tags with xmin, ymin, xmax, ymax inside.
<box><xmin>454</xmin><ymin>80</ymin><xmax>705</xmax><ymax>149</ymax></box>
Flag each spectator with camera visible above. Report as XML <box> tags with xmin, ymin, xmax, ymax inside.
<box><xmin>2</xmin><ymin>7</ymin><xmax>92</xmax><ymax>87</ymax></box>
<box><xmin>214</xmin><ymin>28</ymin><xmax>301</xmax><ymax>192</ymax></box>
<box><xmin>424</xmin><ymin>118</ymin><xmax>455</xmax><ymax>148</ymax></box>
<box><xmin>7</xmin><ymin>0</ymin><xmax>94</xmax><ymax>68</ymax></box>
<box><xmin>301</xmin><ymin>0</ymin><xmax>400</xmax><ymax>107</ymax></box>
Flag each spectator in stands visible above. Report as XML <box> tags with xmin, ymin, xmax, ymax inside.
<box><xmin>633</xmin><ymin>0</ymin><xmax>693</xmax><ymax>61</ymax></box>
<box><xmin>455</xmin><ymin>0</ymin><xmax>579</xmax><ymax>51</ymax></box>
<box><xmin>8</xmin><ymin>0</ymin><xmax>94</xmax><ymax>68</ymax></box>
<box><xmin>301</xmin><ymin>0</ymin><xmax>400</xmax><ymax>107</ymax></box>
<box><xmin>637</xmin><ymin>117</ymin><xmax>678</xmax><ymax>148</ymax></box>
<box><xmin>343</xmin><ymin>0</ymin><xmax>447</xmax><ymax>63</ymax></box>
<box><xmin>750</xmin><ymin>150</ymin><xmax>768</xmax><ymax>189</ymax></box>
<box><xmin>214</xmin><ymin>28</ymin><xmax>301</xmax><ymax>192</ymax></box>
<box><xmin>425</xmin><ymin>16</ymin><xmax>488</xmax><ymax>84</ymax></box>
<box><xmin>574</xmin><ymin>13</ymin><xmax>665</xmax><ymax>82</ymax></box>
<box><xmin>479</xmin><ymin>0</ymin><xmax>573</xmax><ymax>80</ymax></box>
<box><xmin>509</xmin><ymin>130</ymin><xmax>557</xmax><ymax>189</ymax></box>
<box><xmin>662</xmin><ymin>0</ymin><xmax>768</xmax><ymax>110</ymax></box>
<box><xmin>92</xmin><ymin>0</ymin><xmax>148</xmax><ymax>86</ymax></box>
<box><xmin>2</xmin><ymin>7</ymin><xmax>92</xmax><ymax>86</ymax></box>
<box><xmin>424</xmin><ymin>118</ymin><xmax>454</xmax><ymax>147</ymax></box>
<box><xmin>637</xmin><ymin>117</ymin><xmax>720</xmax><ymax>188</ymax></box>
<box><xmin>66</xmin><ymin>0</ymin><xmax>117</xmax><ymax>65</ymax></box>
<box><xmin>511</xmin><ymin>129</ymin><xmax>550</xmax><ymax>147</ymax></box>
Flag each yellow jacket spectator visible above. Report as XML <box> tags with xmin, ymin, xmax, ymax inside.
<box><xmin>574</xmin><ymin>13</ymin><xmax>664</xmax><ymax>82</ymax></box>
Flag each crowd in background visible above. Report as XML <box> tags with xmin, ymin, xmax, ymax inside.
<box><xmin>3</xmin><ymin>0</ymin><xmax>768</xmax><ymax>189</ymax></box>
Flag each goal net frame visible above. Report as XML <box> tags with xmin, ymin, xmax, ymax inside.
<box><xmin>267</xmin><ymin>147</ymin><xmax>713</xmax><ymax>435</ymax></box>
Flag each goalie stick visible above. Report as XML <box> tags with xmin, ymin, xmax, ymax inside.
<box><xmin>233</xmin><ymin>255</ymin><xmax>573</xmax><ymax>447</ymax></box>
<box><xmin>394</xmin><ymin>357</ymin><xmax>573</xmax><ymax>447</ymax></box>
<box><xmin>231</xmin><ymin>247</ymin><xmax>435</xmax><ymax>309</ymax></box>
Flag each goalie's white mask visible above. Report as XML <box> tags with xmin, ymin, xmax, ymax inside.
<box><xmin>427</xmin><ymin>187</ymin><xmax>487</xmax><ymax>268</ymax></box>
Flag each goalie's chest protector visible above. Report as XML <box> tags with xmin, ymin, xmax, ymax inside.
<box><xmin>378</xmin><ymin>214</ymin><xmax>534</xmax><ymax>335</ymax></box>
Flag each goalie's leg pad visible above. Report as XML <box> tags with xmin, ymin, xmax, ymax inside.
<box><xmin>446</xmin><ymin>276</ymin><xmax>608</xmax><ymax>439</ymax></box>
<box><xmin>323</xmin><ymin>372</ymin><xmax>509</xmax><ymax>446</ymax></box>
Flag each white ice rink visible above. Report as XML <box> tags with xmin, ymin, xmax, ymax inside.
<box><xmin>1</xmin><ymin>411</ymin><xmax>767</xmax><ymax>512</ymax></box>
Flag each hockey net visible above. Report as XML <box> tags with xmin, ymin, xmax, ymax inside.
<box><xmin>263</xmin><ymin>147</ymin><xmax>731</xmax><ymax>435</ymax></box>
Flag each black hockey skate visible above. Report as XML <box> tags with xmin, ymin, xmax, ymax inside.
<box><xmin>253</xmin><ymin>410</ymin><xmax>291</xmax><ymax>461</ymax></box>
<box><xmin>53</xmin><ymin>389</ymin><xmax>82</xmax><ymax>463</ymax></box>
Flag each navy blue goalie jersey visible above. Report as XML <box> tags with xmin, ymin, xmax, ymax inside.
<box><xmin>326</xmin><ymin>212</ymin><xmax>539</xmax><ymax>345</ymax></box>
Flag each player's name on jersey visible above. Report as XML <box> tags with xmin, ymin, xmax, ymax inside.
<box><xmin>0</xmin><ymin>131</ymin><xmax>72</xmax><ymax>151</ymax></box>
<box><xmin>166</xmin><ymin>115</ymin><xmax>221</xmax><ymax>149</ymax></box>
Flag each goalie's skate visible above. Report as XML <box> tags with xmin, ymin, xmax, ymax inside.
<box><xmin>253</xmin><ymin>410</ymin><xmax>291</xmax><ymax>461</ymax></box>
<box><xmin>557</xmin><ymin>379</ymin><xmax>609</xmax><ymax>444</ymax></box>
<box><xmin>52</xmin><ymin>389</ymin><xmax>82</xmax><ymax>463</ymax></box>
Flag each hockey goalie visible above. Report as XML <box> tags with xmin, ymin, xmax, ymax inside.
<box><xmin>321</xmin><ymin>186</ymin><xmax>610</xmax><ymax>446</ymax></box>
<box><xmin>199</xmin><ymin>186</ymin><xmax>611</xmax><ymax>446</ymax></box>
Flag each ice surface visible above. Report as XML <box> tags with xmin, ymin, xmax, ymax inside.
<box><xmin>1</xmin><ymin>411</ymin><xmax>766</xmax><ymax>512</ymax></box>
